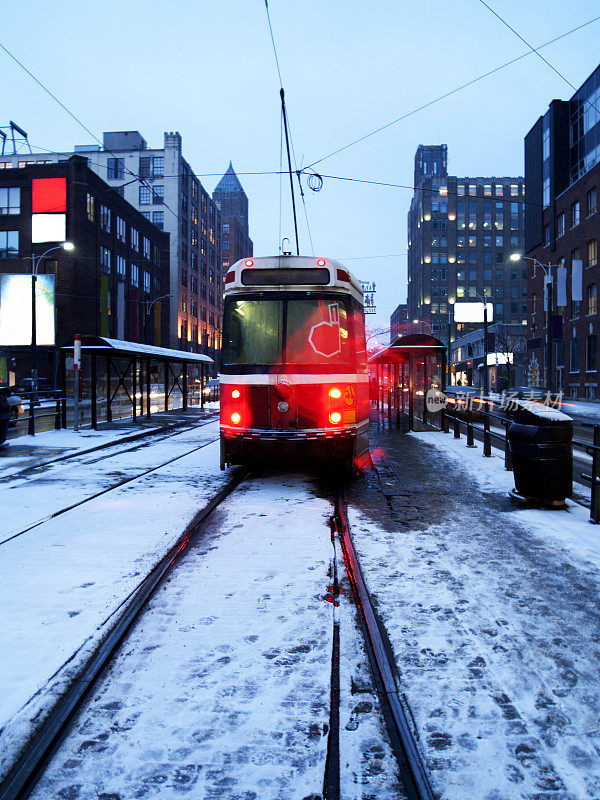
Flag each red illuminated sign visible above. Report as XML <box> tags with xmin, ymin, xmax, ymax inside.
<box><xmin>32</xmin><ymin>178</ymin><xmax>67</xmax><ymax>213</ymax></box>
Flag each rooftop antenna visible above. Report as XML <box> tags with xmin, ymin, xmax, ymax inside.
<box><xmin>0</xmin><ymin>122</ymin><xmax>32</xmax><ymax>155</ymax></box>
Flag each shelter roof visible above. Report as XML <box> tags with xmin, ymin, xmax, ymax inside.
<box><xmin>61</xmin><ymin>336</ymin><xmax>213</xmax><ymax>364</ymax></box>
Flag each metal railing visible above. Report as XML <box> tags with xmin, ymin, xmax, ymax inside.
<box><xmin>432</xmin><ymin>400</ymin><xmax>600</xmax><ymax>525</ymax></box>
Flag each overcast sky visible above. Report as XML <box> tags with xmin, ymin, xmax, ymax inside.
<box><xmin>2</xmin><ymin>0</ymin><xmax>600</xmax><ymax>334</ymax></box>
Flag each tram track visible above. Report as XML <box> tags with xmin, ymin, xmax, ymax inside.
<box><xmin>327</xmin><ymin>490</ymin><xmax>434</xmax><ymax>800</ymax></box>
<box><xmin>0</xmin><ymin>427</ymin><xmax>221</xmax><ymax>547</ymax></box>
<box><xmin>3</xmin><ymin>469</ymin><xmax>426</xmax><ymax>800</ymax></box>
<box><xmin>0</xmin><ymin>468</ymin><xmax>248</xmax><ymax>800</ymax></box>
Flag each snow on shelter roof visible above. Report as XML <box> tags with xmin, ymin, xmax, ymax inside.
<box><xmin>61</xmin><ymin>336</ymin><xmax>213</xmax><ymax>364</ymax></box>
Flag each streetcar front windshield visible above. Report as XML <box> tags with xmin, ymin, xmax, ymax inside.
<box><xmin>222</xmin><ymin>294</ymin><xmax>356</xmax><ymax>371</ymax></box>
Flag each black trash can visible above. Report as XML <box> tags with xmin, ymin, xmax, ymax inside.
<box><xmin>0</xmin><ymin>391</ymin><xmax>10</xmax><ymax>446</ymax></box>
<box><xmin>507</xmin><ymin>401</ymin><xmax>572</xmax><ymax>505</ymax></box>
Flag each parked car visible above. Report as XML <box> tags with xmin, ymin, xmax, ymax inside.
<box><xmin>14</xmin><ymin>378</ymin><xmax>56</xmax><ymax>398</ymax></box>
<box><xmin>203</xmin><ymin>378</ymin><xmax>220</xmax><ymax>400</ymax></box>
<box><xmin>7</xmin><ymin>393</ymin><xmax>24</xmax><ymax>426</ymax></box>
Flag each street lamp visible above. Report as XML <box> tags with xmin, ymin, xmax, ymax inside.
<box><xmin>511</xmin><ymin>253</ymin><xmax>560</xmax><ymax>392</ymax></box>
<box><xmin>145</xmin><ymin>293</ymin><xmax>172</xmax><ymax>345</ymax></box>
<box><xmin>24</xmin><ymin>242</ymin><xmax>74</xmax><ymax>434</ymax></box>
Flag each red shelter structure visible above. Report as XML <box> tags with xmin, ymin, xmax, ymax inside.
<box><xmin>368</xmin><ymin>334</ymin><xmax>446</xmax><ymax>430</ymax></box>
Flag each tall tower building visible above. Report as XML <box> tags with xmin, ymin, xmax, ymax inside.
<box><xmin>407</xmin><ymin>144</ymin><xmax>525</xmax><ymax>341</ymax></box>
<box><xmin>212</xmin><ymin>163</ymin><xmax>253</xmax><ymax>269</ymax></box>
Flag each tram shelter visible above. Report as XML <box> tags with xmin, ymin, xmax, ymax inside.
<box><xmin>369</xmin><ymin>333</ymin><xmax>446</xmax><ymax>430</ymax></box>
<box><xmin>60</xmin><ymin>336</ymin><xmax>214</xmax><ymax>429</ymax></box>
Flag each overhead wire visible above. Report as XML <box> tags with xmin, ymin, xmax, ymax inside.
<box><xmin>302</xmin><ymin>13</ymin><xmax>600</xmax><ymax>171</ymax></box>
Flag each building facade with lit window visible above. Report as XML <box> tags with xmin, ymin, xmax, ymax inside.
<box><xmin>407</xmin><ymin>145</ymin><xmax>526</xmax><ymax>349</ymax></box>
<box><xmin>212</xmin><ymin>162</ymin><xmax>253</xmax><ymax>273</ymax></box>
<box><xmin>0</xmin><ymin>156</ymin><xmax>170</xmax><ymax>381</ymax></box>
<box><xmin>390</xmin><ymin>302</ymin><xmax>408</xmax><ymax>340</ymax></box>
<box><xmin>524</xmin><ymin>62</ymin><xmax>600</xmax><ymax>398</ymax></box>
<box><xmin>0</xmin><ymin>131</ymin><xmax>222</xmax><ymax>362</ymax></box>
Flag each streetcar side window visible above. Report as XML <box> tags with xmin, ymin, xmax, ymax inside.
<box><xmin>222</xmin><ymin>299</ymin><xmax>283</xmax><ymax>365</ymax></box>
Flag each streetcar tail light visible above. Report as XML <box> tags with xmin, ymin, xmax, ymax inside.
<box><xmin>245</xmin><ymin>259</ymin><xmax>253</xmax><ymax>267</ymax></box>
<box><xmin>317</xmin><ymin>259</ymin><xmax>326</xmax><ymax>266</ymax></box>
<box><xmin>329</xmin><ymin>412</ymin><xmax>342</xmax><ymax>424</ymax></box>
<box><xmin>231</xmin><ymin>412</ymin><xmax>241</xmax><ymax>425</ymax></box>
<box><xmin>329</xmin><ymin>387</ymin><xmax>341</xmax><ymax>399</ymax></box>
<box><xmin>231</xmin><ymin>389</ymin><xmax>240</xmax><ymax>399</ymax></box>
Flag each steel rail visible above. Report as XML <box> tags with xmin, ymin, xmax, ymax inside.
<box><xmin>0</xmin><ymin>468</ymin><xmax>248</xmax><ymax>800</ymax></box>
<box><xmin>334</xmin><ymin>493</ymin><xmax>435</xmax><ymax>800</ymax></box>
<box><xmin>0</xmin><ymin>434</ymin><xmax>220</xmax><ymax>547</ymax></box>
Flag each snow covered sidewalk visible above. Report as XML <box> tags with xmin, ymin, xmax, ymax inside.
<box><xmin>345</xmin><ymin>424</ymin><xmax>600</xmax><ymax>800</ymax></box>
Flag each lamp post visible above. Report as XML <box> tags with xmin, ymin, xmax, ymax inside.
<box><xmin>511</xmin><ymin>253</ymin><xmax>559</xmax><ymax>392</ymax></box>
<box><xmin>23</xmin><ymin>242</ymin><xmax>74</xmax><ymax>435</ymax></box>
<box><xmin>474</xmin><ymin>291</ymin><xmax>491</xmax><ymax>395</ymax></box>
<box><xmin>145</xmin><ymin>293</ymin><xmax>172</xmax><ymax>345</ymax></box>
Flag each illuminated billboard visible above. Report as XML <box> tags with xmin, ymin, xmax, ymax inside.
<box><xmin>0</xmin><ymin>274</ymin><xmax>55</xmax><ymax>346</ymax></box>
<box><xmin>453</xmin><ymin>301</ymin><xmax>494</xmax><ymax>323</ymax></box>
<box><xmin>31</xmin><ymin>178</ymin><xmax>67</xmax><ymax>243</ymax></box>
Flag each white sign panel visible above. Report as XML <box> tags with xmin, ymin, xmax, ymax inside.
<box><xmin>31</xmin><ymin>213</ymin><xmax>66</xmax><ymax>244</ymax></box>
<box><xmin>0</xmin><ymin>274</ymin><xmax>55</xmax><ymax>345</ymax></box>
<box><xmin>572</xmin><ymin>259</ymin><xmax>583</xmax><ymax>302</ymax></box>
<box><xmin>453</xmin><ymin>301</ymin><xmax>494</xmax><ymax>323</ymax></box>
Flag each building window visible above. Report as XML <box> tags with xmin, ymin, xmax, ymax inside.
<box><xmin>143</xmin><ymin>237</ymin><xmax>150</xmax><ymax>259</ymax></box>
<box><xmin>116</xmin><ymin>254</ymin><xmax>126</xmax><ymax>277</ymax></box>
<box><xmin>0</xmin><ymin>230</ymin><xmax>18</xmax><ymax>258</ymax></box>
<box><xmin>131</xmin><ymin>263</ymin><xmax>139</xmax><ymax>287</ymax></box>
<box><xmin>181</xmin><ymin>294</ymin><xmax>187</xmax><ymax>313</ymax></box>
<box><xmin>107</xmin><ymin>158</ymin><xmax>124</xmax><ymax>180</ymax></box>
<box><xmin>139</xmin><ymin>158</ymin><xmax>150</xmax><ymax>178</ymax></box>
<box><xmin>139</xmin><ymin>186</ymin><xmax>151</xmax><ymax>204</ymax></box>
<box><xmin>143</xmin><ymin>270</ymin><xmax>151</xmax><ymax>294</ymax></box>
<box><xmin>543</xmin><ymin>224</ymin><xmax>550</xmax><ymax>246</ymax></box>
<box><xmin>468</xmin><ymin>184</ymin><xmax>476</xmax><ymax>196</ymax></box>
<box><xmin>152</xmin><ymin>156</ymin><xmax>164</xmax><ymax>177</ymax></box>
<box><xmin>484</xmin><ymin>184</ymin><xmax>492</xmax><ymax>196</ymax></box>
<box><xmin>510</xmin><ymin>184</ymin><xmax>519</xmax><ymax>196</ymax></box>
<box><xmin>181</xmin><ymin>268</ymin><xmax>188</xmax><ymax>287</ymax></box>
<box><xmin>86</xmin><ymin>193</ymin><xmax>95</xmax><ymax>222</ymax></box>
<box><xmin>588</xmin><ymin>239</ymin><xmax>598</xmax><ymax>268</ymax></box>
<box><xmin>152</xmin><ymin>185</ymin><xmax>164</xmax><ymax>204</ymax></box>
<box><xmin>0</xmin><ymin>187</ymin><xmax>20</xmax><ymax>214</ymax></box>
<box><xmin>586</xmin><ymin>334</ymin><xmax>597</xmax><ymax>371</ymax></box>
<box><xmin>587</xmin><ymin>187</ymin><xmax>597</xmax><ymax>217</ymax></box>
<box><xmin>116</xmin><ymin>216</ymin><xmax>126</xmax><ymax>242</ymax></box>
<box><xmin>141</xmin><ymin>211</ymin><xmax>151</xmax><ymax>221</ymax></box>
<box><xmin>191</xmin><ymin>299</ymin><xmax>198</xmax><ymax>318</ymax></box>
<box><xmin>190</xmin><ymin>274</ymin><xmax>198</xmax><ymax>294</ymax></box>
<box><xmin>571</xmin><ymin>200</ymin><xmax>580</xmax><ymax>228</ymax></box>
<box><xmin>495</xmin><ymin>184</ymin><xmax>504</xmax><ymax>196</ymax></box>
<box><xmin>571</xmin><ymin>338</ymin><xmax>580</xmax><ymax>372</ymax></box>
<box><xmin>100</xmin><ymin>204</ymin><xmax>111</xmax><ymax>232</ymax></box>
<box><xmin>190</xmin><ymin>251</ymin><xmax>197</xmax><ymax>270</ymax></box>
<box><xmin>152</xmin><ymin>211</ymin><xmax>164</xmax><ymax>229</ymax></box>
<box><xmin>131</xmin><ymin>227</ymin><xmax>139</xmax><ymax>251</ymax></box>
<box><xmin>588</xmin><ymin>284</ymin><xmax>597</xmax><ymax>316</ymax></box>
<box><xmin>100</xmin><ymin>246</ymin><xmax>111</xmax><ymax>272</ymax></box>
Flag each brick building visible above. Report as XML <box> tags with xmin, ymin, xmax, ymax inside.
<box><xmin>0</xmin><ymin>132</ymin><xmax>222</xmax><ymax>360</ymax></box>
<box><xmin>524</xmin><ymin>63</ymin><xmax>600</xmax><ymax>398</ymax></box>
<box><xmin>0</xmin><ymin>156</ymin><xmax>170</xmax><ymax>381</ymax></box>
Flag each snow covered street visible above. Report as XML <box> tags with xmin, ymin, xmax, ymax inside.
<box><xmin>3</xmin><ymin>412</ymin><xmax>600</xmax><ymax>799</ymax></box>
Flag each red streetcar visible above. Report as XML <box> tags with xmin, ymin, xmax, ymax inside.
<box><xmin>220</xmin><ymin>255</ymin><xmax>369</xmax><ymax>471</ymax></box>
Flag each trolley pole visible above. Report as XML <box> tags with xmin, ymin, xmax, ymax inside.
<box><xmin>280</xmin><ymin>88</ymin><xmax>300</xmax><ymax>256</ymax></box>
